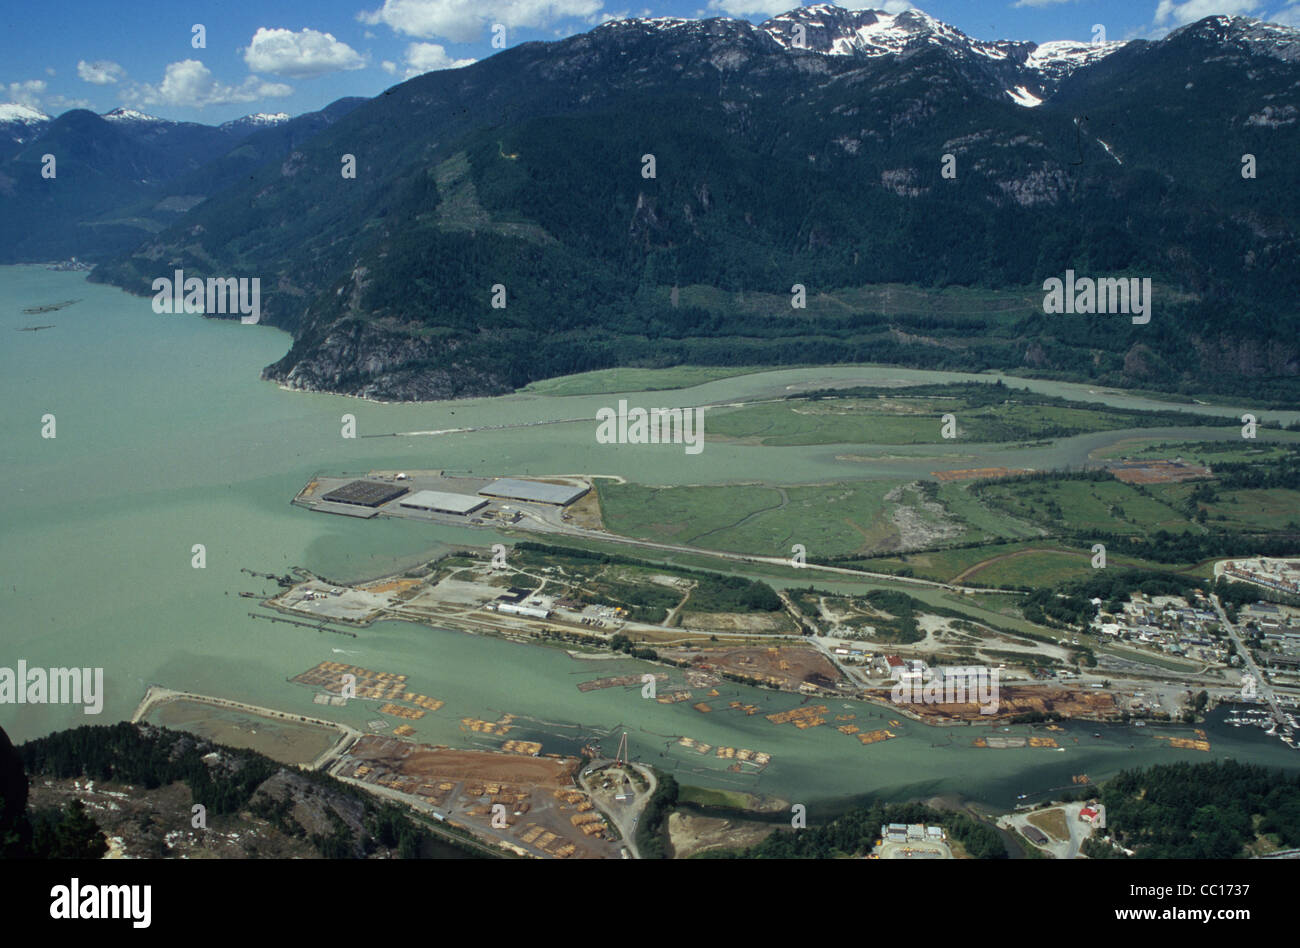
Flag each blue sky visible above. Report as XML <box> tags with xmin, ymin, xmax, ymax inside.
<box><xmin>5</xmin><ymin>0</ymin><xmax>1300</xmax><ymax>123</ymax></box>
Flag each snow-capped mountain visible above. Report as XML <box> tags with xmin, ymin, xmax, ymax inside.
<box><xmin>98</xmin><ymin>107</ymin><xmax>291</xmax><ymax>132</ymax></box>
<box><xmin>759</xmin><ymin>5</ymin><xmax>1130</xmax><ymax>106</ymax></box>
<box><xmin>1171</xmin><ymin>14</ymin><xmax>1300</xmax><ymax>61</ymax></box>
<box><xmin>0</xmin><ymin>103</ymin><xmax>52</xmax><ymax>144</ymax></box>
<box><xmin>614</xmin><ymin>5</ymin><xmax>1128</xmax><ymax>107</ymax></box>
<box><xmin>0</xmin><ymin>103</ymin><xmax>50</xmax><ymax>124</ymax></box>
<box><xmin>101</xmin><ymin>107</ymin><xmax>168</xmax><ymax>124</ymax></box>
<box><xmin>761</xmin><ymin>5</ymin><xmax>1011</xmax><ymax>59</ymax></box>
<box><xmin>1024</xmin><ymin>40</ymin><xmax>1127</xmax><ymax>81</ymax></box>
<box><xmin>220</xmin><ymin>112</ymin><xmax>291</xmax><ymax>133</ymax></box>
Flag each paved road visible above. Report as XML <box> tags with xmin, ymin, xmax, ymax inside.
<box><xmin>1212</xmin><ymin>594</ymin><xmax>1289</xmax><ymax>730</ymax></box>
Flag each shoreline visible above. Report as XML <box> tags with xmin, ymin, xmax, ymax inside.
<box><xmin>130</xmin><ymin>685</ymin><xmax>361</xmax><ymax>772</ymax></box>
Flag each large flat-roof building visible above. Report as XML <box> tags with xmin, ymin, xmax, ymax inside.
<box><xmin>498</xmin><ymin>602</ymin><xmax>551</xmax><ymax>619</ymax></box>
<box><xmin>320</xmin><ymin>480</ymin><xmax>408</xmax><ymax>508</ymax></box>
<box><xmin>399</xmin><ymin>490</ymin><xmax>488</xmax><ymax>516</ymax></box>
<box><xmin>478</xmin><ymin>477</ymin><xmax>588</xmax><ymax>507</ymax></box>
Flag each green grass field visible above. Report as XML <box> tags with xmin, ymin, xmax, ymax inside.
<box><xmin>852</xmin><ymin>545</ymin><xmax>1015</xmax><ymax>582</ymax></box>
<box><xmin>851</xmin><ymin>540</ymin><xmax>1182</xmax><ymax>586</ymax></box>
<box><xmin>936</xmin><ymin>481</ymin><xmax>1044</xmax><ymax>541</ymax></box>
<box><xmin>519</xmin><ymin>365</ymin><xmax>765</xmax><ymax>396</ymax></box>
<box><xmin>596</xmin><ymin>479</ymin><xmax>981</xmax><ymax>558</ymax></box>
<box><xmin>706</xmin><ymin>387</ymin><xmax>1235</xmax><ymax>448</ymax></box>
<box><xmin>975</xmin><ymin>478</ymin><xmax>1194</xmax><ymax>536</ymax></box>
<box><xmin>958</xmin><ymin>549</ymin><xmax>1119</xmax><ymax>588</ymax></box>
<box><xmin>1088</xmin><ymin>436</ymin><xmax>1300</xmax><ymax>463</ymax></box>
<box><xmin>1150</xmin><ymin>485</ymin><xmax>1300</xmax><ymax>531</ymax></box>
<box><xmin>706</xmin><ymin>397</ymin><xmax>960</xmax><ymax>445</ymax></box>
<box><xmin>596</xmin><ymin>482</ymin><xmax>785</xmax><ymax>547</ymax></box>
<box><xmin>707</xmin><ymin>396</ymin><xmax>1146</xmax><ymax>446</ymax></box>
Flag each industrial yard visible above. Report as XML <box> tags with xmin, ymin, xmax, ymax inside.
<box><xmin>660</xmin><ymin>645</ymin><xmax>844</xmax><ymax>693</ymax></box>
<box><xmin>331</xmin><ymin>736</ymin><xmax>622</xmax><ymax>859</ymax></box>
<box><xmin>265</xmin><ymin>537</ymin><xmax>802</xmax><ymax>655</ymax></box>
<box><xmin>294</xmin><ymin>470</ymin><xmax>591</xmax><ymax>530</ymax></box>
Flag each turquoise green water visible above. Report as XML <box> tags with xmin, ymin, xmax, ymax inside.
<box><xmin>4</xmin><ymin>265</ymin><xmax>1298</xmax><ymax>809</ymax></box>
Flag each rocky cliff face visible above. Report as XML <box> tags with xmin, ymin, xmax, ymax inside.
<box><xmin>263</xmin><ymin>320</ymin><xmax>513</xmax><ymax>401</ymax></box>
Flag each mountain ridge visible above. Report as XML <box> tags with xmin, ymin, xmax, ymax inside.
<box><xmin>49</xmin><ymin>6</ymin><xmax>1300</xmax><ymax>402</ymax></box>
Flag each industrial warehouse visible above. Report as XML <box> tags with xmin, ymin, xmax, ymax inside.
<box><xmin>294</xmin><ymin>471</ymin><xmax>592</xmax><ymax>532</ymax></box>
<box><xmin>478</xmin><ymin>478</ymin><xmax>589</xmax><ymax>506</ymax></box>
<box><xmin>320</xmin><ymin>480</ymin><xmax>409</xmax><ymax>508</ymax></box>
<box><xmin>399</xmin><ymin>490</ymin><xmax>489</xmax><ymax>516</ymax></box>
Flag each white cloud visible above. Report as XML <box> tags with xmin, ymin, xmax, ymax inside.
<box><xmin>824</xmin><ymin>1</ymin><xmax>914</xmax><ymax>10</ymax></box>
<box><xmin>708</xmin><ymin>0</ymin><xmax>911</xmax><ymax>15</ymax></box>
<box><xmin>2</xmin><ymin>80</ymin><xmax>90</xmax><ymax>113</ymax></box>
<box><xmin>4</xmin><ymin>79</ymin><xmax>47</xmax><ymax>108</ymax></box>
<box><xmin>360</xmin><ymin>0</ymin><xmax>604</xmax><ymax>43</ymax></box>
<box><xmin>1012</xmin><ymin>0</ymin><xmax>1076</xmax><ymax>8</ymax></box>
<box><xmin>77</xmin><ymin>60</ymin><xmax>126</xmax><ymax>85</ymax></box>
<box><xmin>706</xmin><ymin>0</ymin><xmax>795</xmax><ymax>14</ymax></box>
<box><xmin>243</xmin><ymin>27</ymin><xmax>367</xmax><ymax>78</ymax></box>
<box><xmin>127</xmin><ymin>60</ymin><xmax>293</xmax><ymax>109</ymax></box>
<box><xmin>48</xmin><ymin>94</ymin><xmax>94</xmax><ymax>110</ymax></box>
<box><xmin>384</xmin><ymin>42</ymin><xmax>477</xmax><ymax>78</ymax></box>
<box><xmin>1269</xmin><ymin>2</ymin><xmax>1300</xmax><ymax>23</ymax></box>
<box><xmin>1153</xmin><ymin>0</ymin><xmax>1260</xmax><ymax>26</ymax></box>
<box><xmin>405</xmin><ymin>41</ymin><xmax>478</xmax><ymax>72</ymax></box>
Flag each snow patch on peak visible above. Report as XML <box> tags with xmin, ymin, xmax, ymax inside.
<box><xmin>1170</xmin><ymin>15</ymin><xmax>1300</xmax><ymax>62</ymax></box>
<box><xmin>762</xmin><ymin>6</ymin><xmax>1052</xmax><ymax>65</ymax></box>
<box><xmin>602</xmin><ymin>16</ymin><xmax>694</xmax><ymax>32</ymax></box>
<box><xmin>220</xmin><ymin>112</ymin><xmax>291</xmax><ymax>131</ymax></box>
<box><xmin>0</xmin><ymin>102</ymin><xmax>50</xmax><ymax>124</ymax></box>
<box><xmin>1026</xmin><ymin>40</ymin><xmax>1123</xmax><ymax>73</ymax></box>
<box><xmin>102</xmin><ymin>108</ymin><xmax>165</xmax><ymax>123</ymax></box>
<box><xmin>1096</xmin><ymin>138</ymin><xmax>1122</xmax><ymax>165</ymax></box>
<box><xmin>1006</xmin><ymin>85</ymin><xmax>1043</xmax><ymax>108</ymax></box>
